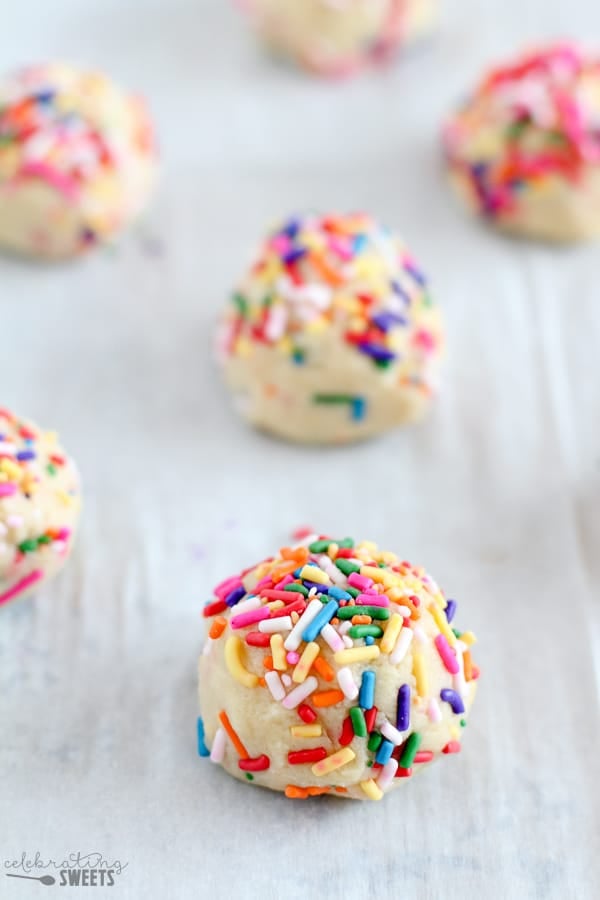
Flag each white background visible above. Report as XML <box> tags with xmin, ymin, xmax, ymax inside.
<box><xmin>1</xmin><ymin>1</ymin><xmax>600</xmax><ymax>898</ymax></box>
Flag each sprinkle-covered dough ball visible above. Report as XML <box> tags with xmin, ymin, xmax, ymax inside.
<box><xmin>244</xmin><ymin>0</ymin><xmax>437</xmax><ymax>77</ymax></box>
<box><xmin>0</xmin><ymin>408</ymin><xmax>81</xmax><ymax>607</ymax></box>
<box><xmin>217</xmin><ymin>213</ymin><xmax>443</xmax><ymax>444</ymax></box>
<box><xmin>198</xmin><ymin>533</ymin><xmax>479</xmax><ymax>801</ymax></box>
<box><xmin>0</xmin><ymin>62</ymin><xmax>157</xmax><ymax>259</ymax></box>
<box><xmin>443</xmin><ymin>43</ymin><xmax>600</xmax><ymax>242</ymax></box>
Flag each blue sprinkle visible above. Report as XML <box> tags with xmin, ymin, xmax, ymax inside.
<box><xmin>292</xmin><ymin>349</ymin><xmax>306</xmax><ymax>365</ymax></box>
<box><xmin>328</xmin><ymin>586</ymin><xmax>352</xmax><ymax>601</ymax></box>
<box><xmin>280</xmin><ymin>219</ymin><xmax>301</xmax><ymax>239</ymax></box>
<box><xmin>16</xmin><ymin>450</ymin><xmax>36</xmax><ymax>461</ymax></box>
<box><xmin>351</xmin><ymin>397</ymin><xmax>367</xmax><ymax>422</ymax></box>
<box><xmin>197</xmin><ymin>717</ymin><xmax>210</xmax><ymax>757</ymax></box>
<box><xmin>370</xmin><ymin>312</ymin><xmax>407</xmax><ymax>332</ymax></box>
<box><xmin>365</xmin><ymin>635</ymin><xmax>375</xmax><ymax>646</ymax></box>
<box><xmin>359</xmin><ymin>670</ymin><xmax>375</xmax><ymax>710</ymax></box>
<box><xmin>33</xmin><ymin>89</ymin><xmax>56</xmax><ymax>104</ymax></box>
<box><xmin>283</xmin><ymin>247</ymin><xmax>308</xmax><ymax>265</ymax></box>
<box><xmin>225</xmin><ymin>585</ymin><xmax>246</xmax><ymax>607</ymax></box>
<box><xmin>302</xmin><ymin>599</ymin><xmax>339</xmax><ymax>643</ymax></box>
<box><xmin>353</xmin><ymin>234</ymin><xmax>368</xmax><ymax>254</ymax></box>
<box><xmin>440</xmin><ymin>688</ymin><xmax>465</xmax><ymax>715</ymax></box>
<box><xmin>357</xmin><ymin>343</ymin><xmax>397</xmax><ymax>363</ymax></box>
<box><xmin>375</xmin><ymin>739</ymin><xmax>394</xmax><ymax>766</ymax></box>
<box><xmin>445</xmin><ymin>599</ymin><xmax>457</xmax><ymax>623</ymax></box>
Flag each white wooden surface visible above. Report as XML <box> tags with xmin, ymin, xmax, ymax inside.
<box><xmin>1</xmin><ymin>1</ymin><xmax>599</xmax><ymax>898</ymax></box>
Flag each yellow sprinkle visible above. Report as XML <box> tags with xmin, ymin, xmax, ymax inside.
<box><xmin>429</xmin><ymin>603</ymin><xmax>456</xmax><ymax>646</ymax></box>
<box><xmin>276</xmin><ymin>336</ymin><xmax>294</xmax><ymax>355</ymax></box>
<box><xmin>234</xmin><ymin>336</ymin><xmax>252</xmax><ymax>358</ymax></box>
<box><xmin>224</xmin><ymin>636</ymin><xmax>258</xmax><ymax>689</ymax></box>
<box><xmin>267</xmin><ymin>600</ymin><xmax>284</xmax><ymax>611</ymax></box>
<box><xmin>0</xmin><ymin>459</ymin><xmax>21</xmax><ymax>480</ymax></box>
<box><xmin>413</xmin><ymin>652</ymin><xmax>428</xmax><ymax>697</ymax></box>
<box><xmin>380</xmin><ymin>613</ymin><xmax>403</xmax><ymax>655</ymax></box>
<box><xmin>293</xmin><ymin>641</ymin><xmax>320</xmax><ymax>684</ymax></box>
<box><xmin>290</xmin><ymin>724</ymin><xmax>322</xmax><ymax>738</ymax></box>
<box><xmin>311</xmin><ymin>747</ymin><xmax>355</xmax><ymax>777</ymax></box>
<box><xmin>459</xmin><ymin>631</ymin><xmax>477</xmax><ymax>646</ymax></box>
<box><xmin>327</xmin><ymin>542</ymin><xmax>339</xmax><ymax>560</ymax></box>
<box><xmin>270</xmin><ymin>634</ymin><xmax>287</xmax><ymax>671</ymax></box>
<box><xmin>299</xmin><ymin>564</ymin><xmax>330</xmax><ymax>585</ymax></box>
<box><xmin>360</xmin><ymin>779</ymin><xmax>383</xmax><ymax>801</ymax></box>
<box><xmin>57</xmin><ymin>491</ymin><xmax>75</xmax><ymax>507</ymax></box>
<box><xmin>360</xmin><ymin>565</ymin><xmax>400</xmax><ymax>588</ymax></box>
<box><xmin>334</xmin><ymin>646</ymin><xmax>380</xmax><ymax>666</ymax></box>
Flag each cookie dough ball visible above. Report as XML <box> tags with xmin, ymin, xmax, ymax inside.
<box><xmin>0</xmin><ymin>408</ymin><xmax>81</xmax><ymax>607</ymax></box>
<box><xmin>244</xmin><ymin>0</ymin><xmax>437</xmax><ymax>76</ymax></box>
<box><xmin>217</xmin><ymin>213</ymin><xmax>443</xmax><ymax>444</ymax></box>
<box><xmin>198</xmin><ymin>533</ymin><xmax>479</xmax><ymax>801</ymax></box>
<box><xmin>0</xmin><ymin>62</ymin><xmax>157</xmax><ymax>259</ymax></box>
<box><xmin>443</xmin><ymin>43</ymin><xmax>600</xmax><ymax>242</ymax></box>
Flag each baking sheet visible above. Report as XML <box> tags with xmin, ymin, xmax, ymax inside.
<box><xmin>1</xmin><ymin>1</ymin><xmax>599</xmax><ymax>898</ymax></box>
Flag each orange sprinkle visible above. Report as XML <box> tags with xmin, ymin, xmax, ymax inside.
<box><xmin>312</xmin><ymin>689</ymin><xmax>345</xmax><ymax>708</ymax></box>
<box><xmin>269</xmin><ymin>560</ymin><xmax>298</xmax><ymax>580</ymax></box>
<box><xmin>351</xmin><ymin>615</ymin><xmax>372</xmax><ymax>625</ymax></box>
<box><xmin>264</xmin><ymin>383</ymin><xmax>278</xmax><ymax>397</ymax></box>
<box><xmin>463</xmin><ymin>650</ymin><xmax>473</xmax><ymax>682</ymax></box>
<box><xmin>258</xmin><ymin>677</ymin><xmax>266</xmax><ymax>687</ymax></box>
<box><xmin>285</xmin><ymin>785</ymin><xmax>332</xmax><ymax>799</ymax></box>
<box><xmin>208</xmin><ymin>616</ymin><xmax>227</xmax><ymax>640</ymax></box>
<box><xmin>280</xmin><ymin>546</ymin><xmax>309</xmax><ymax>565</ymax></box>
<box><xmin>263</xmin><ymin>656</ymin><xmax>274</xmax><ymax>671</ymax></box>
<box><xmin>313</xmin><ymin>657</ymin><xmax>335</xmax><ymax>682</ymax></box>
<box><xmin>218</xmin><ymin>710</ymin><xmax>248</xmax><ymax>758</ymax></box>
<box><xmin>310</xmin><ymin>251</ymin><xmax>344</xmax><ymax>286</ymax></box>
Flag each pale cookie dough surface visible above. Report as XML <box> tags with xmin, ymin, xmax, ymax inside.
<box><xmin>246</xmin><ymin>0</ymin><xmax>437</xmax><ymax>76</ymax></box>
<box><xmin>217</xmin><ymin>213</ymin><xmax>444</xmax><ymax>444</ymax></box>
<box><xmin>198</xmin><ymin>533</ymin><xmax>479</xmax><ymax>801</ymax></box>
<box><xmin>0</xmin><ymin>408</ymin><xmax>81</xmax><ymax>607</ymax></box>
<box><xmin>0</xmin><ymin>62</ymin><xmax>158</xmax><ymax>259</ymax></box>
<box><xmin>443</xmin><ymin>43</ymin><xmax>600</xmax><ymax>242</ymax></box>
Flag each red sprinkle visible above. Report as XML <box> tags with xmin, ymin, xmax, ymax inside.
<box><xmin>202</xmin><ymin>599</ymin><xmax>227</xmax><ymax>618</ymax></box>
<box><xmin>335</xmin><ymin>548</ymin><xmax>356</xmax><ymax>558</ymax></box>
<box><xmin>395</xmin><ymin>767</ymin><xmax>413</xmax><ymax>778</ymax></box>
<box><xmin>298</xmin><ymin>703</ymin><xmax>317</xmax><ymax>724</ymax></box>
<box><xmin>364</xmin><ymin>706</ymin><xmax>378</xmax><ymax>734</ymax></box>
<box><xmin>291</xmin><ymin>526</ymin><xmax>313</xmax><ymax>540</ymax></box>
<box><xmin>238</xmin><ymin>755</ymin><xmax>270</xmax><ymax>772</ymax></box>
<box><xmin>443</xmin><ymin>741</ymin><xmax>461</xmax><ymax>755</ymax></box>
<box><xmin>339</xmin><ymin>716</ymin><xmax>354</xmax><ymax>747</ymax></box>
<box><xmin>245</xmin><ymin>632</ymin><xmax>271</xmax><ymax>648</ymax></box>
<box><xmin>269</xmin><ymin>598</ymin><xmax>306</xmax><ymax>618</ymax></box>
<box><xmin>288</xmin><ymin>748</ymin><xmax>327</xmax><ymax>765</ymax></box>
<box><xmin>414</xmin><ymin>750</ymin><xmax>434</xmax><ymax>764</ymax></box>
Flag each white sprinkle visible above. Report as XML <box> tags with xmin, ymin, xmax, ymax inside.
<box><xmin>293</xmin><ymin>533</ymin><xmax>319</xmax><ymax>548</ymax></box>
<box><xmin>264</xmin><ymin>303</ymin><xmax>287</xmax><ymax>341</ymax></box>
<box><xmin>342</xmin><ymin>635</ymin><xmax>354</xmax><ymax>649</ymax></box>
<box><xmin>390</xmin><ymin>628</ymin><xmax>413</xmax><ymax>665</ymax></box>
<box><xmin>233</xmin><ymin>595</ymin><xmax>261</xmax><ymax>615</ymax></box>
<box><xmin>413</xmin><ymin>625</ymin><xmax>427</xmax><ymax>645</ymax></box>
<box><xmin>281</xmin><ymin>676</ymin><xmax>318</xmax><ymax>709</ymax></box>
<box><xmin>265</xmin><ymin>670</ymin><xmax>286</xmax><ymax>701</ymax></box>
<box><xmin>428</xmin><ymin>699</ymin><xmax>442</xmax><ymax>723</ymax></box>
<box><xmin>380</xmin><ymin>720</ymin><xmax>406</xmax><ymax>746</ymax></box>
<box><xmin>377</xmin><ymin>758</ymin><xmax>399</xmax><ymax>791</ymax></box>
<box><xmin>258</xmin><ymin>616</ymin><xmax>293</xmax><ymax>633</ymax></box>
<box><xmin>337</xmin><ymin>620</ymin><xmax>352</xmax><ymax>636</ymax></box>
<box><xmin>202</xmin><ymin>642</ymin><xmax>212</xmax><ymax>657</ymax></box>
<box><xmin>210</xmin><ymin>727</ymin><xmax>226</xmax><ymax>763</ymax></box>
<box><xmin>337</xmin><ymin>666</ymin><xmax>358</xmax><ymax>700</ymax></box>
<box><xmin>321</xmin><ymin>623</ymin><xmax>344</xmax><ymax>652</ymax></box>
<box><xmin>281</xmin><ymin>674</ymin><xmax>292</xmax><ymax>687</ymax></box>
<box><xmin>283</xmin><ymin>599</ymin><xmax>322</xmax><ymax>651</ymax></box>
<box><xmin>0</xmin><ymin>441</ymin><xmax>15</xmax><ymax>456</ymax></box>
<box><xmin>453</xmin><ymin>640</ymin><xmax>470</xmax><ymax>700</ymax></box>
<box><xmin>395</xmin><ymin>605</ymin><xmax>411</xmax><ymax>618</ymax></box>
<box><xmin>315</xmin><ymin>554</ymin><xmax>346</xmax><ymax>586</ymax></box>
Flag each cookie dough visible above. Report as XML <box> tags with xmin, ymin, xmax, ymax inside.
<box><xmin>217</xmin><ymin>213</ymin><xmax>443</xmax><ymax>444</ymax></box>
<box><xmin>243</xmin><ymin>0</ymin><xmax>437</xmax><ymax>76</ymax></box>
<box><xmin>198</xmin><ymin>532</ymin><xmax>479</xmax><ymax>801</ymax></box>
<box><xmin>0</xmin><ymin>408</ymin><xmax>81</xmax><ymax>607</ymax></box>
<box><xmin>0</xmin><ymin>62</ymin><xmax>157</xmax><ymax>258</ymax></box>
<box><xmin>443</xmin><ymin>42</ymin><xmax>600</xmax><ymax>242</ymax></box>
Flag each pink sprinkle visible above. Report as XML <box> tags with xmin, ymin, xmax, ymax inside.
<box><xmin>348</xmin><ymin>573</ymin><xmax>373</xmax><ymax>591</ymax></box>
<box><xmin>434</xmin><ymin>634</ymin><xmax>460</xmax><ymax>674</ymax></box>
<box><xmin>214</xmin><ymin>574</ymin><xmax>242</xmax><ymax>599</ymax></box>
<box><xmin>355</xmin><ymin>593</ymin><xmax>389</xmax><ymax>608</ymax></box>
<box><xmin>253</xmin><ymin>575</ymin><xmax>273</xmax><ymax>592</ymax></box>
<box><xmin>57</xmin><ymin>527</ymin><xmax>71</xmax><ymax>541</ymax></box>
<box><xmin>0</xmin><ymin>569</ymin><xmax>43</xmax><ymax>606</ymax></box>
<box><xmin>286</xmin><ymin>651</ymin><xmax>300</xmax><ymax>665</ymax></box>
<box><xmin>230</xmin><ymin>607</ymin><xmax>270</xmax><ymax>629</ymax></box>
<box><xmin>20</xmin><ymin>161</ymin><xmax>80</xmax><ymax>201</ymax></box>
<box><xmin>273</xmin><ymin>574</ymin><xmax>294</xmax><ymax>591</ymax></box>
<box><xmin>0</xmin><ymin>483</ymin><xmax>18</xmax><ymax>498</ymax></box>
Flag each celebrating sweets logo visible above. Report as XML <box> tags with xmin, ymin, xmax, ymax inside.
<box><xmin>4</xmin><ymin>853</ymin><xmax>128</xmax><ymax>887</ymax></box>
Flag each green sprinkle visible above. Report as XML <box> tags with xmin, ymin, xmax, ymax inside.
<box><xmin>452</xmin><ymin>628</ymin><xmax>462</xmax><ymax>639</ymax></box>
<box><xmin>313</xmin><ymin>393</ymin><xmax>356</xmax><ymax>405</ymax></box>
<box><xmin>375</xmin><ymin>358</ymin><xmax>393</xmax><ymax>370</ymax></box>
<box><xmin>284</xmin><ymin>583</ymin><xmax>309</xmax><ymax>597</ymax></box>
<box><xmin>350</xmin><ymin>707</ymin><xmax>367</xmax><ymax>738</ymax></box>
<box><xmin>309</xmin><ymin>539</ymin><xmax>332</xmax><ymax>553</ymax></box>
<box><xmin>346</xmin><ymin>586</ymin><xmax>360</xmax><ymax>598</ymax></box>
<box><xmin>233</xmin><ymin>293</ymin><xmax>248</xmax><ymax>316</ymax></box>
<box><xmin>348</xmin><ymin>625</ymin><xmax>384</xmax><ymax>639</ymax></box>
<box><xmin>37</xmin><ymin>535</ymin><xmax>52</xmax><ymax>545</ymax></box>
<box><xmin>337</xmin><ymin>605</ymin><xmax>390</xmax><ymax>621</ymax></box>
<box><xmin>46</xmin><ymin>463</ymin><xmax>57</xmax><ymax>476</ymax></box>
<box><xmin>18</xmin><ymin>539</ymin><xmax>38</xmax><ymax>553</ymax></box>
<box><xmin>245</xmin><ymin>773</ymin><xmax>254</xmax><ymax>781</ymax></box>
<box><xmin>335</xmin><ymin>559</ymin><xmax>361</xmax><ymax>576</ymax></box>
<box><xmin>399</xmin><ymin>732</ymin><xmax>422</xmax><ymax>768</ymax></box>
<box><xmin>367</xmin><ymin>732</ymin><xmax>383</xmax><ymax>753</ymax></box>
<box><xmin>460</xmin><ymin>719</ymin><xmax>467</xmax><ymax>728</ymax></box>
<box><xmin>337</xmin><ymin>537</ymin><xmax>354</xmax><ymax>549</ymax></box>
<box><xmin>292</xmin><ymin>348</ymin><xmax>305</xmax><ymax>364</ymax></box>
<box><xmin>262</xmin><ymin>294</ymin><xmax>273</xmax><ymax>308</ymax></box>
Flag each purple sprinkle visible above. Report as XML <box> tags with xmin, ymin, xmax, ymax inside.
<box><xmin>283</xmin><ymin>247</ymin><xmax>308</xmax><ymax>265</ymax></box>
<box><xmin>370</xmin><ymin>311</ymin><xmax>407</xmax><ymax>332</ymax></box>
<box><xmin>16</xmin><ymin>450</ymin><xmax>36</xmax><ymax>461</ymax></box>
<box><xmin>225</xmin><ymin>585</ymin><xmax>246</xmax><ymax>607</ymax></box>
<box><xmin>404</xmin><ymin>261</ymin><xmax>427</xmax><ymax>286</ymax></box>
<box><xmin>440</xmin><ymin>688</ymin><xmax>465</xmax><ymax>715</ymax></box>
<box><xmin>357</xmin><ymin>343</ymin><xmax>397</xmax><ymax>363</ymax></box>
<box><xmin>302</xmin><ymin>580</ymin><xmax>329</xmax><ymax>594</ymax></box>
<box><xmin>396</xmin><ymin>684</ymin><xmax>411</xmax><ymax>731</ymax></box>
<box><xmin>391</xmin><ymin>281</ymin><xmax>411</xmax><ymax>303</ymax></box>
<box><xmin>445</xmin><ymin>599</ymin><xmax>457</xmax><ymax>623</ymax></box>
<box><xmin>281</xmin><ymin>219</ymin><xmax>301</xmax><ymax>239</ymax></box>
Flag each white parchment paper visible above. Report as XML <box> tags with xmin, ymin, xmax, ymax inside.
<box><xmin>1</xmin><ymin>1</ymin><xmax>599</xmax><ymax>898</ymax></box>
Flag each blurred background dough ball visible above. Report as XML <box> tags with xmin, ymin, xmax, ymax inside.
<box><xmin>217</xmin><ymin>212</ymin><xmax>443</xmax><ymax>444</ymax></box>
<box><xmin>443</xmin><ymin>43</ymin><xmax>600</xmax><ymax>242</ymax></box>
<box><xmin>0</xmin><ymin>61</ymin><xmax>158</xmax><ymax>259</ymax></box>
<box><xmin>245</xmin><ymin>0</ymin><xmax>437</xmax><ymax>76</ymax></box>
<box><xmin>0</xmin><ymin>408</ymin><xmax>81</xmax><ymax>607</ymax></box>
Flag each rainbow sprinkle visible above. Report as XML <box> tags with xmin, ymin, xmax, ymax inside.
<box><xmin>198</xmin><ymin>531</ymin><xmax>480</xmax><ymax>800</ymax></box>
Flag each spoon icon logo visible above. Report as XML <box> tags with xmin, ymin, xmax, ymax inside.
<box><xmin>6</xmin><ymin>873</ymin><xmax>56</xmax><ymax>886</ymax></box>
